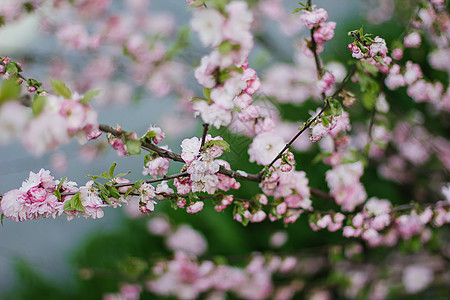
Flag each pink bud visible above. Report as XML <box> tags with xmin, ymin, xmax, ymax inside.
<box><xmin>177</xmin><ymin>198</ymin><xmax>186</xmax><ymax>208</ymax></box>
<box><xmin>276</xmin><ymin>202</ymin><xmax>287</xmax><ymax>215</ymax></box>
<box><xmin>186</xmin><ymin>201</ymin><xmax>204</xmax><ymax>214</ymax></box>
<box><xmin>250</xmin><ymin>210</ymin><xmax>267</xmax><ymax>222</ymax></box>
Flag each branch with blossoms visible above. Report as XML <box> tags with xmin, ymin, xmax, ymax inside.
<box><xmin>0</xmin><ymin>0</ymin><xmax>448</xmax><ymax>245</ymax></box>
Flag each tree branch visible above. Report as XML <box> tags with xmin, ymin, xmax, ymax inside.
<box><xmin>265</xmin><ymin>65</ymin><xmax>357</xmax><ymax>170</ymax></box>
<box><xmin>200</xmin><ymin>123</ymin><xmax>209</xmax><ymax>149</ymax></box>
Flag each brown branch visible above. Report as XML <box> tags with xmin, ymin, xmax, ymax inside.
<box><xmin>60</xmin><ymin>172</ymin><xmax>191</xmax><ymax>197</ymax></box>
<box><xmin>200</xmin><ymin>123</ymin><xmax>209</xmax><ymax>149</ymax></box>
<box><xmin>98</xmin><ymin>124</ymin><xmax>264</xmax><ymax>182</ymax></box>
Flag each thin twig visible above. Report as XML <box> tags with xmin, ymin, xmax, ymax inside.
<box><xmin>265</xmin><ymin>65</ymin><xmax>357</xmax><ymax>170</ymax></box>
<box><xmin>60</xmin><ymin>172</ymin><xmax>190</xmax><ymax>197</ymax></box>
<box><xmin>99</xmin><ymin>124</ymin><xmax>264</xmax><ymax>182</ymax></box>
<box><xmin>200</xmin><ymin>123</ymin><xmax>209</xmax><ymax>149</ymax></box>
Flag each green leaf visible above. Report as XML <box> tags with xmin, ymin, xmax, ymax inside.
<box><xmin>50</xmin><ymin>79</ymin><xmax>72</xmax><ymax>99</ymax></box>
<box><xmin>26</xmin><ymin>78</ymin><xmax>42</xmax><ymax>88</ymax></box>
<box><xmin>328</xmin><ymin>98</ymin><xmax>342</xmax><ymax>116</ymax></box>
<box><xmin>80</xmin><ymin>89</ymin><xmax>100</xmax><ymax>104</ymax></box>
<box><xmin>115</xmin><ymin>172</ymin><xmax>131</xmax><ymax>178</ymax></box>
<box><xmin>203</xmin><ymin>88</ymin><xmax>211</xmax><ymax>100</ymax></box>
<box><xmin>32</xmin><ymin>95</ymin><xmax>46</xmax><ymax>116</ymax></box>
<box><xmin>144</xmin><ymin>154</ymin><xmax>151</xmax><ymax>166</ymax></box>
<box><xmin>218</xmin><ymin>41</ymin><xmax>233</xmax><ymax>54</ymax></box>
<box><xmin>373</xmin><ymin>55</ymin><xmax>386</xmax><ymax>65</ymax></box>
<box><xmin>53</xmin><ymin>190</ymin><xmax>61</xmax><ymax>201</ymax></box>
<box><xmin>108</xmin><ymin>186</ymin><xmax>121</xmax><ymax>199</ymax></box>
<box><xmin>97</xmin><ymin>183</ymin><xmax>112</xmax><ymax>204</ymax></box>
<box><xmin>362</xmin><ymin>92</ymin><xmax>376</xmax><ymax>110</ymax></box>
<box><xmin>321</xmin><ymin>115</ymin><xmax>330</xmax><ymax>127</ymax></box>
<box><xmin>134</xmin><ymin>180</ymin><xmax>144</xmax><ymax>190</ymax></box>
<box><xmin>6</xmin><ymin>62</ymin><xmax>22</xmax><ymax>74</ymax></box>
<box><xmin>218</xmin><ymin>71</ymin><xmax>231</xmax><ymax>83</ymax></box>
<box><xmin>126</xmin><ymin>139</ymin><xmax>141</xmax><ymax>155</ymax></box>
<box><xmin>63</xmin><ymin>193</ymin><xmax>85</xmax><ymax>212</ymax></box>
<box><xmin>124</xmin><ymin>186</ymin><xmax>135</xmax><ymax>198</ymax></box>
<box><xmin>204</xmin><ymin>139</ymin><xmax>230</xmax><ymax>152</ymax></box>
<box><xmin>0</xmin><ymin>79</ymin><xmax>21</xmax><ymax>103</ymax></box>
<box><xmin>1</xmin><ymin>214</ymin><xmax>4</xmax><ymax>225</ymax></box>
<box><xmin>190</xmin><ymin>97</ymin><xmax>207</xmax><ymax>103</ymax></box>
<box><xmin>98</xmin><ymin>171</ymin><xmax>112</xmax><ymax>180</ymax></box>
<box><xmin>109</xmin><ymin>162</ymin><xmax>117</xmax><ymax>179</ymax></box>
<box><xmin>56</xmin><ymin>177</ymin><xmax>67</xmax><ymax>191</ymax></box>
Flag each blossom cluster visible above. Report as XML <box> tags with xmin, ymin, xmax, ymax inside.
<box><xmin>177</xmin><ymin>134</ymin><xmax>239</xmax><ymax>200</ymax></box>
<box><xmin>143</xmin><ymin>216</ymin><xmax>301</xmax><ymax>300</ymax></box>
<box><xmin>347</xmin><ymin>29</ymin><xmax>391</xmax><ymax>73</ymax></box>
<box><xmin>299</xmin><ymin>6</ymin><xmax>336</xmax><ymax>55</ymax></box>
<box><xmin>190</xmin><ymin>1</ymin><xmax>262</xmax><ymax>129</ymax></box>
<box><xmin>0</xmin><ymin>91</ymin><xmax>100</xmax><ymax>156</ymax></box>
<box><xmin>1</xmin><ymin>169</ymin><xmax>77</xmax><ymax>222</ymax></box>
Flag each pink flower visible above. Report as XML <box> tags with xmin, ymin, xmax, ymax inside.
<box><xmin>166</xmin><ymin>225</ymin><xmax>207</xmax><ymax>255</ymax></box>
<box><xmin>310</xmin><ymin>121</ymin><xmax>329</xmax><ymax>142</ymax></box>
<box><xmin>79</xmin><ymin>181</ymin><xmax>105</xmax><ymax>219</ymax></box>
<box><xmin>385</xmin><ymin>64</ymin><xmax>406</xmax><ymax>90</ymax></box>
<box><xmin>110</xmin><ymin>138</ymin><xmax>128</xmax><ymax>157</ymax></box>
<box><xmin>194</xmin><ymin>55</ymin><xmax>219</xmax><ymax>89</ymax></box>
<box><xmin>56</xmin><ymin>23</ymin><xmax>90</xmax><ymax>50</ymax></box>
<box><xmin>177</xmin><ymin>198</ymin><xmax>187</xmax><ymax>208</ymax></box>
<box><xmin>0</xmin><ymin>101</ymin><xmax>29</xmax><ymax>145</ymax></box>
<box><xmin>174</xmin><ymin>176</ymin><xmax>192</xmax><ymax>195</ymax></box>
<box><xmin>241</xmin><ymin>68</ymin><xmax>260</xmax><ymax>95</ymax></box>
<box><xmin>27</xmin><ymin>187</ymin><xmax>47</xmax><ymax>203</ymax></box>
<box><xmin>23</xmin><ymin>111</ymin><xmax>69</xmax><ymax>156</ymax></box>
<box><xmin>403</xmin><ymin>61</ymin><xmax>423</xmax><ymax>84</ymax></box>
<box><xmin>392</xmin><ymin>48</ymin><xmax>403</xmax><ymax>60</ymax></box>
<box><xmin>313</xmin><ymin>21</ymin><xmax>336</xmax><ymax>44</ymax></box>
<box><xmin>142</xmin><ymin>156</ymin><xmax>170</xmax><ymax>178</ymax></box>
<box><xmin>155</xmin><ymin>181</ymin><xmax>174</xmax><ymax>196</ymax></box>
<box><xmin>238</xmin><ymin>105</ymin><xmax>260</xmax><ymax>122</ymax></box>
<box><xmin>402</xmin><ymin>265</ymin><xmax>434</xmax><ymax>293</ymax></box>
<box><xmin>276</xmin><ymin>202</ymin><xmax>287</xmax><ymax>215</ymax></box>
<box><xmin>369</xmin><ymin>36</ymin><xmax>388</xmax><ymax>57</ymax></box>
<box><xmin>193</xmin><ymin>102</ymin><xmax>233</xmax><ymax>129</ymax></box>
<box><xmin>144</xmin><ymin>126</ymin><xmax>165</xmax><ymax>144</ymax></box>
<box><xmin>299</xmin><ymin>7</ymin><xmax>328</xmax><ymax>29</ymax></box>
<box><xmin>190</xmin><ymin>9</ymin><xmax>225</xmax><ymax>47</ymax></box>
<box><xmin>135</xmin><ymin>183</ymin><xmax>157</xmax><ymax>213</ymax></box>
<box><xmin>318</xmin><ymin>71</ymin><xmax>335</xmax><ymax>93</ymax></box>
<box><xmin>348</xmin><ymin>43</ymin><xmax>366</xmax><ymax>59</ymax></box>
<box><xmin>223</xmin><ymin>1</ymin><xmax>254</xmax><ymax>45</ymax></box>
<box><xmin>1</xmin><ymin>189</ymin><xmax>28</xmax><ymax>222</ymax></box>
<box><xmin>403</xmin><ymin>32</ymin><xmax>421</xmax><ymax>48</ymax></box>
<box><xmin>119</xmin><ymin>283</ymin><xmax>142</xmax><ymax>300</ymax></box>
<box><xmin>250</xmin><ymin>210</ymin><xmax>267</xmax><ymax>223</ymax></box>
<box><xmin>186</xmin><ymin>201</ymin><xmax>204</xmax><ymax>214</ymax></box>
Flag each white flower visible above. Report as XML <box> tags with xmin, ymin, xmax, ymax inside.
<box><xmin>248</xmin><ymin>132</ymin><xmax>285</xmax><ymax>165</ymax></box>
<box><xmin>190</xmin><ymin>9</ymin><xmax>225</xmax><ymax>47</ymax></box>
<box><xmin>181</xmin><ymin>137</ymin><xmax>201</xmax><ymax>164</ymax></box>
